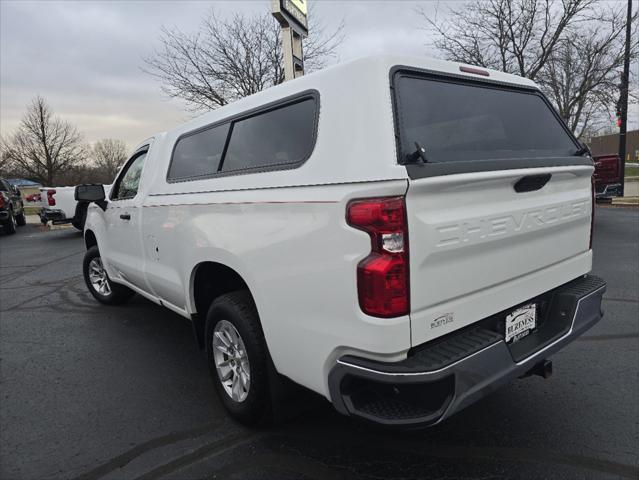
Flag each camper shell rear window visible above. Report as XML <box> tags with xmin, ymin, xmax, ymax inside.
<box><xmin>391</xmin><ymin>68</ymin><xmax>588</xmax><ymax>178</ymax></box>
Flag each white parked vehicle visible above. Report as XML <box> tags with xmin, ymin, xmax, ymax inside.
<box><xmin>77</xmin><ymin>55</ymin><xmax>606</xmax><ymax>427</ymax></box>
<box><xmin>40</xmin><ymin>185</ymin><xmax>110</xmax><ymax>231</ymax></box>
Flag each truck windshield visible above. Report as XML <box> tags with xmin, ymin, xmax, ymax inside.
<box><xmin>394</xmin><ymin>74</ymin><xmax>578</xmax><ymax>164</ymax></box>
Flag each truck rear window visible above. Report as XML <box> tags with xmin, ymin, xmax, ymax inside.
<box><xmin>394</xmin><ymin>73</ymin><xmax>578</xmax><ymax>166</ymax></box>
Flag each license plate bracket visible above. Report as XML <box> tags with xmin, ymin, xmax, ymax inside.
<box><xmin>505</xmin><ymin>303</ymin><xmax>537</xmax><ymax>343</ymax></box>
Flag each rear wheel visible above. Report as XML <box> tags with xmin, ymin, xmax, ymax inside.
<box><xmin>82</xmin><ymin>246</ymin><xmax>134</xmax><ymax>305</ymax></box>
<box><xmin>2</xmin><ymin>209</ymin><xmax>16</xmax><ymax>234</ymax></box>
<box><xmin>15</xmin><ymin>211</ymin><xmax>26</xmax><ymax>226</ymax></box>
<box><xmin>205</xmin><ymin>291</ymin><xmax>271</xmax><ymax>425</ymax></box>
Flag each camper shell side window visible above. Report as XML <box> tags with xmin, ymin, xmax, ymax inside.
<box><xmin>166</xmin><ymin>90</ymin><xmax>319</xmax><ymax>183</ymax></box>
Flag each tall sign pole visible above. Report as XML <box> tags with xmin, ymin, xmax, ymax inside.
<box><xmin>618</xmin><ymin>0</ymin><xmax>632</xmax><ymax>197</ymax></box>
<box><xmin>272</xmin><ymin>0</ymin><xmax>308</xmax><ymax>81</ymax></box>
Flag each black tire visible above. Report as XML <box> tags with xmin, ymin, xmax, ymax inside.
<box><xmin>205</xmin><ymin>291</ymin><xmax>271</xmax><ymax>425</ymax></box>
<box><xmin>82</xmin><ymin>246</ymin><xmax>135</xmax><ymax>305</ymax></box>
<box><xmin>2</xmin><ymin>209</ymin><xmax>16</xmax><ymax>234</ymax></box>
<box><xmin>15</xmin><ymin>211</ymin><xmax>26</xmax><ymax>227</ymax></box>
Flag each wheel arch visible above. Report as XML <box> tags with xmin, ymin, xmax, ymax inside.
<box><xmin>84</xmin><ymin>229</ymin><xmax>98</xmax><ymax>250</ymax></box>
<box><xmin>189</xmin><ymin>261</ymin><xmax>257</xmax><ymax>350</ymax></box>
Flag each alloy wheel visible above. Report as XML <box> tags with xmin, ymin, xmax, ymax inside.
<box><xmin>88</xmin><ymin>257</ymin><xmax>111</xmax><ymax>296</ymax></box>
<box><xmin>212</xmin><ymin>320</ymin><xmax>251</xmax><ymax>402</ymax></box>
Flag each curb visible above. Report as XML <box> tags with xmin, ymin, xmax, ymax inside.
<box><xmin>611</xmin><ymin>197</ymin><xmax>639</xmax><ymax>207</ymax></box>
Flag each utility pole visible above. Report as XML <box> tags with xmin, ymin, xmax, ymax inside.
<box><xmin>272</xmin><ymin>0</ymin><xmax>308</xmax><ymax>81</ymax></box>
<box><xmin>618</xmin><ymin>0</ymin><xmax>632</xmax><ymax>197</ymax></box>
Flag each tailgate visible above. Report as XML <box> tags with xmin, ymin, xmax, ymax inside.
<box><xmin>406</xmin><ymin>166</ymin><xmax>593</xmax><ymax>346</ymax></box>
<box><xmin>39</xmin><ymin>188</ymin><xmax>53</xmax><ymax>209</ymax></box>
<box><xmin>40</xmin><ymin>187</ymin><xmax>75</xmax><ymax>218</ymax></box>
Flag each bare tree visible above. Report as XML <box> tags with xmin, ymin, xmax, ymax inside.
<box><xmin>420</xmin><ymin>0</ymin><xmax>636</xmax><ymax>136</ymax></box>
<box><xmin>421</xmin><ymin>0</ymin><xmax>598</xmax><ymax>78</ymax></box>
<box><xmin>93</xmin><ymin>138</ymin><xmax>128</xmax><ymax>182</ymax></box>
<box><xmin>537</xmin><ymin>6</ymin><xmax>638</xmax><ymax>137</ymax></box>
<box><xmin>0</xmin><ymin>150</ymin><xmax>18</xmax><ymax>179</ymax></box>
<box><xmin>1</xmin><ymin>96</ymin><xmax>86</xmax><ymax>185</ymax></box>
<box><xmin>143</xmin><ymin>9</ymin><xmax>344</xmax><ymax>111</ymax></box>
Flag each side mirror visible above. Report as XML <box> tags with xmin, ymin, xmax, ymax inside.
<box><xmin>75</xmin><ymin>184</ymin><xmax>107</xmax><ymax>211</ymax></box>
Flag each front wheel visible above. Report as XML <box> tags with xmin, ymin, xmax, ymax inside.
<box><xmin>82</xmin><ymin>246</ymin><xmax>134</xmax><ymax>305</ymax></box>
<box><xmin>205</xmin><ymin>291</ymin><xmax>271</xmax><ymax>425</ymax></box>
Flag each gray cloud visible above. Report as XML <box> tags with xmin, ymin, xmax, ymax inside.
<box><xmin>1</xmin><ymin>1</ymin><xmax>635</xmax><ymax>152</ymax></box>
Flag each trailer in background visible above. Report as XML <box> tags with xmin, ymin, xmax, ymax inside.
<box><xmin>593</xmin><ymin>154</ymin><xmax>622</xmax><ymax>199</ymax></box>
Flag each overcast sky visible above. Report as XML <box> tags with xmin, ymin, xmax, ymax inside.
<box><xmin>0</xmin><ymin>0</ymin><xmax>446</xmax><ymax>149</ymax></box>
<box><xmin>0</xmin><ymin>0</ymin><xmax>635</xmax><ymax>151</ymax></box>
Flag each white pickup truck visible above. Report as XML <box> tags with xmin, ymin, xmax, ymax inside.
<box><xmin>40</xmin><ymin>185</ymin><xmax>110</xmax><ymax>231</ymax></box>
<box><xmin>77</xmin><ymin>55</ymin><xmax>606</xmax><ymax>428</ymax></box>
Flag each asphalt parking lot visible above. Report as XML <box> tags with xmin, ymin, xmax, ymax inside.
<box><xmin>1</xmin><ymin>207</ymin><xmax>638</xmax><ymax>480</ymax></box>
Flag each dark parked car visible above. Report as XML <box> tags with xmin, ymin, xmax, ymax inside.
<box><xmin>0</xmin><ymin>178</ymin><xmax>26</xmax><ymax>234</ymax></box>
<box><xmin>593</xmin><ymin>154</ymin><xmax>622</xmax><ymax>199</ymax></box>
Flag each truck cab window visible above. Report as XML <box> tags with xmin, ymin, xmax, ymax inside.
<box><xmin>112</xmin><ymin>152</ymin><xmax>147</xmax><ymax>200</ymax></box>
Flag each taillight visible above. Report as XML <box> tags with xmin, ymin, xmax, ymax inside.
<box><xmin>347</xmin><ymin>196</ymin><xmax>409</xmax><ymax>318</ymax></box>
<box><xmin>590</xmin><ymin>175</ymin><xmax>595</xmax><ymax>249</ymax></box>
<box><xmin>47</xmin><ymin>189</ymin><xmax>56</xmax><ymax>206</ymax></box>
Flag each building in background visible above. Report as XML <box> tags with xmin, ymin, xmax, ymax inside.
<box><xmin>588</xmin><ymin>129</ymin><xmax>639</xmax><ymax>161</ymax></box>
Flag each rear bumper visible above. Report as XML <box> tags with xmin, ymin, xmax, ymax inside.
<box><xmin>40</xmin><ymin>208</ymin><xmax>69</xmax><ymax>224</ymax></box>
<box><xmin>328</xmin><ymin>275</ymin><xmax>606</xmax><ymax>428</ymax></box>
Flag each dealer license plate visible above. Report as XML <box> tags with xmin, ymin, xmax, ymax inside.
<box><xmin>505</xmin><ymin>304</ymin><xmax>537</xmax><ymax>343</ymax></box>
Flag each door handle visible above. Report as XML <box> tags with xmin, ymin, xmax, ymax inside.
<box><xmin>120</xmin><ymin>213</ymin><xmax>131</xmax><ymax>220</ymax></box>
<box><xmin>513</xmin><ymin>174</ymin><xmax>551</xmax><ymax>193</ymax></box>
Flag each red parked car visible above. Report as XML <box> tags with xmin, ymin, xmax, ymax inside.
<box><xmin>593</xmin><ymin>154</ymin><xmax>622</xmax><ymax>198</ymax></box>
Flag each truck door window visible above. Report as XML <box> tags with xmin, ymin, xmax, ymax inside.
<box><xmin>112</xmin><ymin>152</ymin><xmax>147</xmax><ymax>201</ymax></box>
